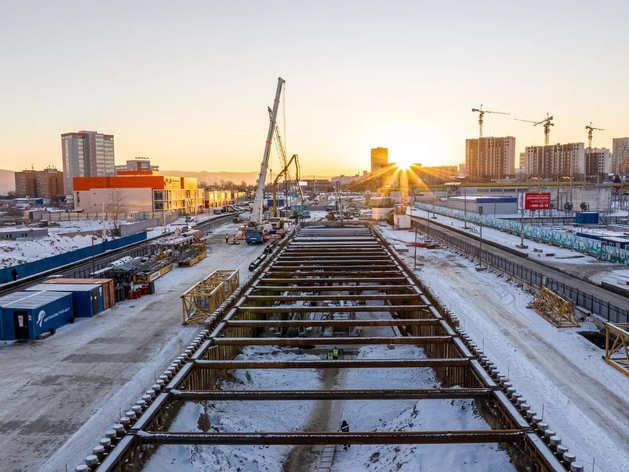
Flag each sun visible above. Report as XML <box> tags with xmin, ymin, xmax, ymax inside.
<box><xmin>395</xmin><ymin>156</ymin><xmax>415</xmax><ymax>170</ymax></box>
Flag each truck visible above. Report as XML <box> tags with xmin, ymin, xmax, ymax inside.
<box><xmin>245</xmin><ymin>229</ymin><xmax>264</xmax><ymax>244</ymax></box>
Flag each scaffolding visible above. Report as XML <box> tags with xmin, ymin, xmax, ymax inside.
<box><xmin>529</xmin><ymin>286</ymin><xmax>579</xmax><ymax>328</ymax></box>
<box><xmin>605</xmin><ymin>323</ymin><xmax>629</xmax><ymax>378</ymax></box>
<box><xmin>181</xmin><ymin>270</ymin><xmax>240</xmax><ymax>325</ymax></box>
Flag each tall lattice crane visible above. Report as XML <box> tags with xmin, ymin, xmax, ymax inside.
<box><xmin>471</xmin><ymin>105</ymin><xmax>510</xmax><ymax>137</ymax></box>
<box><xmin>515</xmin><ymin>113</ymin><xmax>554</xmax><ymax>145</ymax></box>
<box><xmin>251</xmin><ymin>77</ymin><xmax>285</xmax><ymax>225</ymax></box>
<box><xmin>585</xmin><ymin>122</ymin><xmax>604</xmax><ymax>149</ymax></box>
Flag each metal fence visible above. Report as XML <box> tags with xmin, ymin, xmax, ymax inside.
<box><xmin>413</xmin><ymin>219</ymin><xmax>629</xmax><ymax>324</ymax></box>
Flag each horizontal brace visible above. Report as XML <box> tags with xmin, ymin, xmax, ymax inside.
<box><xmin>138</xmin><ymin>430</ymin><xmax>525</xmax><ymax>445</ymax></box>
<box><xmin>194</xmin><ymin>358</ymin><xmax>471</xmax><ymax>369</ymax></box>
<box><xmin>274</xmin><ymin>261</ymin><xmax>395</xmax><ymax>266</ymax></box>
<box><xmin>255</xmin><ymin>277</ymin><xmax>409</xmax><ymax>285</ymax></box>
<box><xmin>211</xmin><ymin>336</ymin><xmax>454</xmax><ymax>346</ymax></box>
<box><xmin>243</xmin><ymin>294</ymin><xmax>420</xmax><ymax>302</ymax></box>
<box><xmin>236</xmin><ymin>305</ymin><xmax>429</xmax><ymax>313</ymax></box>
<box><xmin>264</xmin><ymin>265</ymin><xmax>398</xmax><ymax>271</ymax></box>
<box><xmin>251</xmin><ymin>285</ymin><xmax>415</xmax><ymax>292</ymax></box>
<box><xmin>225</xmin><ymin>319</ymin><xmax>441</xmax><ymax>328</ymax></box>
<box><xmin>170</xmin><ymin>388</ymin><xmax>494</xmax><ymax>401</ymax></box>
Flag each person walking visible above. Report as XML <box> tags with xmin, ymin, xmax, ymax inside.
<box><xmin>332</xmin><ymin>347</ymin><xmax>339</xmax><ymax>359</ymax></box>
<box><xmin>225</xmin><ymin>234</ymin><xmax>229</xmax><ymax>244</ymax></box>
<box><xmin>11</xmin><ymin>267</ymin><xmax>18</xmax><ymax>281</ymax></box>
<box><xmin>340</xmin><ymin>420</ymin><xmax>350</xmax><ymax>450</ymax></box>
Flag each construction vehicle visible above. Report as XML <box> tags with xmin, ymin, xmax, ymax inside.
<box><xmin>471</xmin><ymin>105</ymin><xmax>510</xmax><ymax>137</ymax></box>
<box><xmin>251</xmin><ymin>77</ymin><xmax>285</xmax><ymax>226</ymax></box>
<box><xmin>245</xmin><ymin>228</ymin><xmax>264</xmax><ymax>244</ymax></box>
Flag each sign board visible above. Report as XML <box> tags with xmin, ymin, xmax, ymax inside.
<box><xmin>519</xmin><ymin>192</ymin><xmax>551</xmax><ymax>210</ymax></box>
<box><xmin>299</xmin><ymin>181</ymin><xmax>308</xmax><ymax>186</ymax></box>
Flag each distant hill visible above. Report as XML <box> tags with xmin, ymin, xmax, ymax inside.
<box><xmin>161</xmin><ymin>170</ymin><xmax>332</xmax><ymax>186</ymax></box>
<box><xmin>0</xmin><ymin>169</ymin><xmax>15</xmax><ymax>194</ymax></box>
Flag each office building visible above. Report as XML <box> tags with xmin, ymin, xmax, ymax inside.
<box><xmin>371</xmin><ymin>147</ymin><xmax>389</xmax><ymax>173</ymax></box>
<box><xmin>115</xmin><ymin>157</ymin><xmax>159</xmax><ymax>173</ymax></box>
<box><xmin>14</xmin><ymin>167</ymin><xmax>64</xmax><ymax>200</ymax></box>
<box><xmin>73</xmin><ymin>170</ymin><xmax>204</xmax><ymax>215</ymax></box>
<box><xmin>585</xmin><ymin>148</ymin><xmax>612</xmax><ymax>178</ymax></box>
<box><xmin>61</xmin><ymin>131</ymin><xmax>115</xmax><ymax>195</ymax></box>
<box><xmin>465</xmin><ymin>137</ymin><xmax>516</xmax><ymax>180</ymax></box>
<box><xmin>612</xmin><ymin>138</ymin><xmax>629</xmax><ymax>173</ymax></box>
<box><xmin>525</xmin><ymin>143</ymin><xmax>585</xmax><ymax>179</ymax></box>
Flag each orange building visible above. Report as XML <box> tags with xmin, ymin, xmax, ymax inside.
<box><xmin>73</xmin><ymin>172</ymin><xmax>204</xmax><ymax>215</ymax></box>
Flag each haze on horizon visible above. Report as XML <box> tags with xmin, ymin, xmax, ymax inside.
<box><xmin>0</xmin><ymin>0</ymin><xmax>627</xmax><ymax>176</ymax></box>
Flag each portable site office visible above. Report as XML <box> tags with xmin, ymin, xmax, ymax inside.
<box><xmin>0</xmin><ymin>291</ymin><xmax>74</xmax><ymax>340</ymax></box>
<box><xmin>43</xmin><ymin>278</ymin><xmax>115</xmax><ymax>310</ymax></box>
<box><xmin>25</xmin><ymin>283</ymin><xmax>104</xmax><ymax>318</ymax></box>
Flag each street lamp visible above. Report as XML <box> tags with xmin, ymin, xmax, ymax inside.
<box><xmin>91</xmin><ymin>236</ymin><xmax>97</xmax><ymax>276</ymax></box>
<box><xmin>477</xmin><ymin>206</ymin><xmax>485</xmax><ymax>270</ymax></box>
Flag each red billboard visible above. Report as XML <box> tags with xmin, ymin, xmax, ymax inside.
<box><xmin>519</xmin><ymin>192</ymin><xmax>551</xmax><ymax>210</ymax></box>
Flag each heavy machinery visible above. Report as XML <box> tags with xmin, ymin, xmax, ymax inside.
<box><xmin>251</xmin><ymin>77</ymin><xmax>285</xmax><ymax>226</ymax></box>
<box><xmin>515</xmin><ymin>113</ymin><xmax>554</xmax><ymax>145</ymax></box>
<box><xmin>471</xmin><ymin>104</ymin><xmax>509</xmax><ymax>137</ymax></box>
<box><xmin>272</xmin><ymin>153</ymin><xmax>305</xmax><ymax>217</ymax></box>
<box><xmin>586</xmin><ymin>122</ymin><xmax>604</xmax><ymax>149</ymax></box>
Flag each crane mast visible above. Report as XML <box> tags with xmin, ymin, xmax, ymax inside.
<box><xmin>251</xmin><ymin>77</ymin><xmax>285</xmax><ymax>225</ymax></box>
<box><xmin>585</xmin><ymin>122</ymin><xmax>604</xmax><ymax>149</ymax></box>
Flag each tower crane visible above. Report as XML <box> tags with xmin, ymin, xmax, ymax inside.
<box><xmin>515</xmin><ymin>113</ymin><xmax>554</xmax><ymax>145</ymax></box>
<box><xmin>585</xmin><ymin>122</ymin><xmax>604</xmax><ymax>149</ymax></box>
<box><xmin>471</xmin><ymin>105</ymin><xmax>510</xmax><ymax>137</ymax></box>
<box><xmin>251</xmin><ymin>77</ymin><xmax>285</xmax><ymax>225</ymax></box>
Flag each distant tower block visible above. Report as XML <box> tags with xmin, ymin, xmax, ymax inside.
<box><xmin>371</xmin><ymin>147</ymin><xmax>388</xmax><ymax>173</ymax></box>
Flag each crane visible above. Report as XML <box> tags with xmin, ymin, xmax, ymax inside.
<box><xmin>515</xmin><ymin>113</ymin><xmax>554</xmax><ymax>145</ymax></box>
<box><xmin>272</xmin><ymin>154</ymin><xmax>303</xmax><ymax>217</ymax></box>
<box><xmin>585</xmin><ymin>122</ymin><xmax>604</xmax><ymax>149</ymax></box>
<box><xmin>251</xmin><ymin>77</ymin><xmax>285</xmax><ymax>225</ymax></box>
<box><xmin>471</xmin><ymin>105</ymin><xmax>510</xmax><ymax>138</ymax></box>
<box><xmin>268</xmin><ymin>106</ymin><xmax>289</xmax><ymax>174</ymax></box>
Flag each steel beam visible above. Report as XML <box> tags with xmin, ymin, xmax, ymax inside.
<box><xmin>251</xmin><ymin>285</ymin><xmax>415</xmax><ymax>292</ymax></box>
<box><xmin>137</xmin><ymin>430</ymin><xmax>525</xmax><ymax>445</ymax></box>
<box><xmin>243</xmin><ymin>294</ymin><xmax>420</xmax><ymax>302</ymax></box>
<box><xmin>274</xmin><ymin>260</ymin><xmax>395</xmax><ymax>266</ymax></box>
<box><xmin>225</xmin><ymin>319</ymin><xmax>441</xmax><ymax>328</ymax></box>
<box><xmin>170</xmin><ymin>388</ymin><xmax>493</xmax><ymax>401</ymax></box>
<box><xmin>236</xmin><ymin>305</ymin><xmax>428</xmax><ymax>314</ymax></box>
<box><xmin>194</xmin><ymin>358</ymin><xmax>471</xmax><ymax>369</ymax></box>
<box><xmin>254</xmin><ymin>277</ymin><xmax>409</xmax><ymax>285</ymax></box>
<box><xmin>211</xmin><ymin>336</ymin><xmax>453</xmax><ymax>346</ymax></box>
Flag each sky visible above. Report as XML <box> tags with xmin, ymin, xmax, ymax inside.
<box><xmin>0</xmin><ymin>0</ymin><xmax>628</xmax><ymax>177</ymax></box>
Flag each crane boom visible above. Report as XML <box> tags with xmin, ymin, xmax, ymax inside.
<box><xmin>585</xmin><ymin>122</ymin><xmax>604</xmax><ymax>149</ymax></box>
<box><xmin>272</xmin><ymin>154</ymin><xmax>300</xmax><ymax>217</ymax></box>
<box><xmin>251</xmin><ymin>77</ymin><xmax>285</xmax><ymax>225</ymax></box>
<box><xmin>471</xmin><ymin>104</ymin><xmax>509</xmax><ymax>137</ymax></box>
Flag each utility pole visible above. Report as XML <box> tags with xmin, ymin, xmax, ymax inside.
<box><xmin>464</xmin><ymin>188</ymin><xmax>468</xmax><ymax>229</ymax></box>
<box><xmin>414</xmin><ymin>222</ymin><xmax>418</xmax><ymax>270</ymax></box>
<box><xmin>478</xmin><ymin>206</ymin><xmax>484</xmax><ymax>268</ymax></box>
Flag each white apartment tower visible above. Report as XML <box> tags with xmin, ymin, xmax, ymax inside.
<box><xmin>525</xmin><ymin>143</ymin><xmax>585</xmax><ymax>179</ymax></box>
<box><xmin>61</xmin><ymin>131</ymin><xmax>115</xmax><ymax>194</ymax></box>
<box><xmin>465</xmin><ymin>136</ymin><xmax>515</xmax><ymax>180</ymax></box>
<box><xmin>612</xmin><ymin>137</ymin><xmax>629</xmax><ymax>173</ymax></box>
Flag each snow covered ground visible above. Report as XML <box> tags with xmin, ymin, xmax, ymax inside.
<box><xmin>380</xmin><ymin>224</ymin><xmax>629</xmax><ymax>472</ymax></box>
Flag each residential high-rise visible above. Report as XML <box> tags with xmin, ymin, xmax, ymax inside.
<box><xmin>525</xmin><ymin>143</ymin><xmax>585</xmax><ymax>179</ymax></box>
<box><xmin>465</xmin><ymin>137</ymin><xmax>515</xmax><ymax>180</ymax></box>
<box><xmin>14</xmin><ymin>167</ymin><xmax>64</xmax><ymax>200</ymax></box>
<box><xmin>370</xmin><ymin>147</ymin><xmax>388</xmax><ymax>173</ymax></box>
<box><xmin>585</xmin><ymin>148</ymin><xmax>612</xmax><ymax>178</ymax></box>
<box><xmin>612</xmin><ymin>138</ymin><xmax>629</xmax><ymax>173</ymax></box>
<box><xmin>61</xmin><ymin>131</ymin><xmax>115</xmax><ymax>194</ymax></box>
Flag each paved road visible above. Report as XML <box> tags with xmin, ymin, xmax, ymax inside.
<box><xmin>0</xmin><ymin>224</ymin><xmax>267</xmax><ymax>472</ymax></box>
<box><xmin>411</xmin><ymin>215</ymin><xmax>629</xmax><ymax>316</ymax></box>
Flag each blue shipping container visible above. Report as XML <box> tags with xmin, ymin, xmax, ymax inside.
<box><xmin>575</xmin><ymin>212</ymin><xmax>599</xmax><ymax>225</ymax></box>
<box><xmin>25</xmin><ymin>283</ymin><xmax>103</xmax><ymax>318</ymax></box>
<box><xmin>0</xmin><ymin>291</ymin><xmax>73</xmax><ymax>340</ymax></box>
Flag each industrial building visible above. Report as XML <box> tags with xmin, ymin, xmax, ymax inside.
<box><xmin>525</xmin><ymin>143</ymin><xmax>585</xmax><ymax>179</ymax></box>
<box><xmin>14</xmin><ymin>167</ymin><xmax>64</xmax><ymax>200</ymax></box>
<box><xmin>370</xmin><ymin>147</ymin><xmax>388</xmax><ymax>173</ymax></box>
<box><xmin>465</xmin><ymin>136</ymin><xmax>516</xmax><ymax>180</ymax></box>
<box><xmin>612</xmin><ymin>137</ymin><xmax>629</xmax><ymax>173</ymax></box>
<box><xmin>73</xmin><ymin>171</ymin><xmax>204</xmax><ymax>215</ymax></box>
<box><xmin>61</xmin><ymin>130</ymin><xmax>115</xmax><ymax>194</ymax></box>
<box><xmin>204</xmin><ymin>189</ymin><xmax>246</xmax><ymax>208</ymax></box>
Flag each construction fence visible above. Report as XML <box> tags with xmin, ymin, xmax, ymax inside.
<box><xmin>412</xmin><ymin>218</ymin><xmax>629</xmax><ymax>325</ymax></box>
<box><xmin>414</xmin><ymin>202</ymin><xmax>629</xmax><ymax>265</ymax></box>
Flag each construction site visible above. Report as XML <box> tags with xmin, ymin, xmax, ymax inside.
<box><xmin>1</xmin><ymin>78</ymin><xmax>629</xmax><ymax>472</ymax></box>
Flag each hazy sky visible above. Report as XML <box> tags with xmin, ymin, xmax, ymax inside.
<box><xmin>1</xmin><ymin>0</ymin><xmax>627</xmax><ymax>176</ymax></box>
